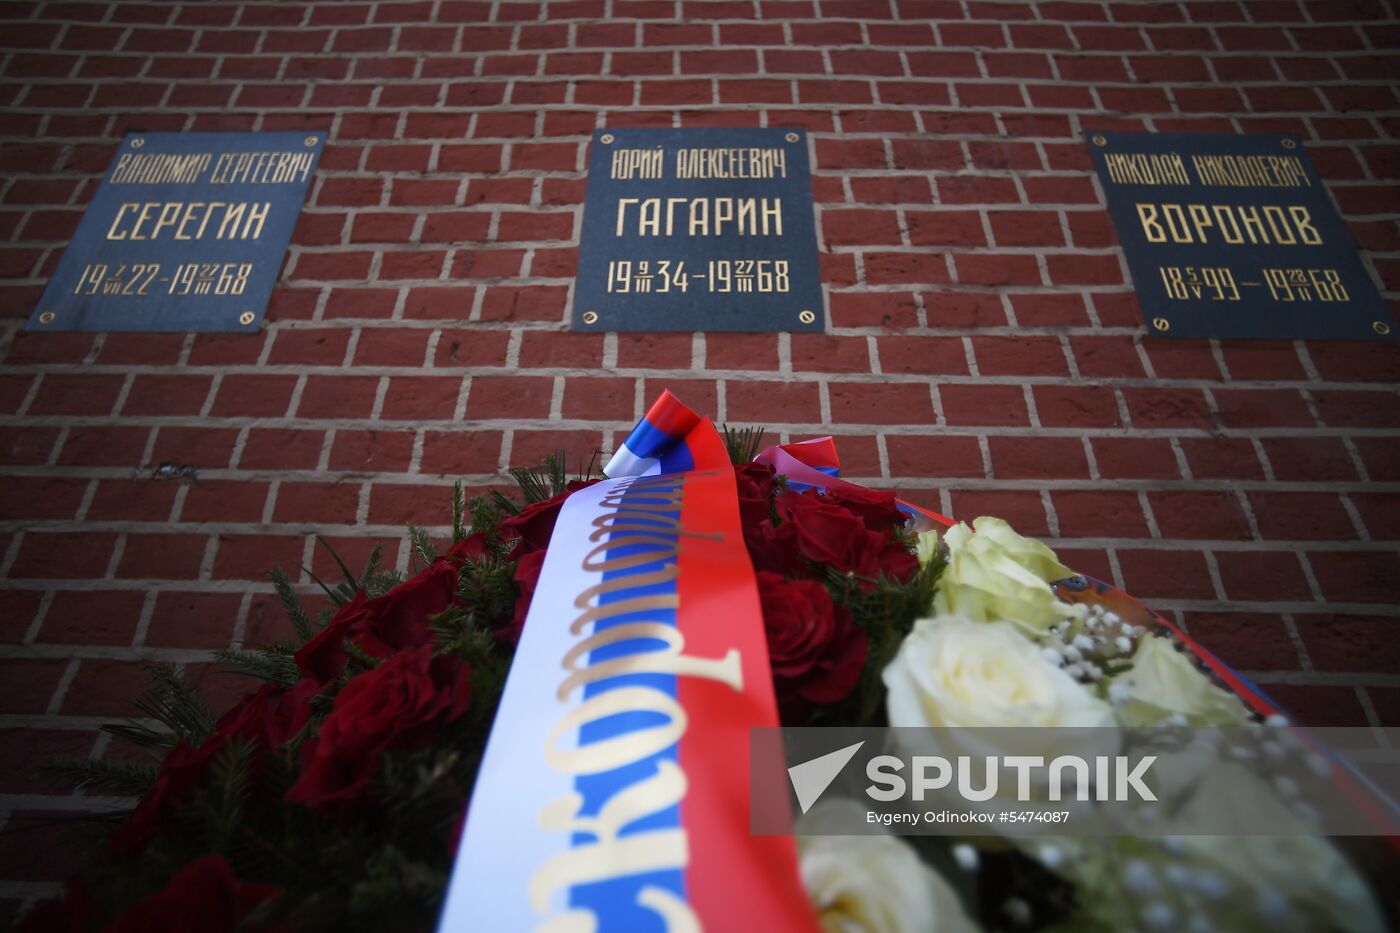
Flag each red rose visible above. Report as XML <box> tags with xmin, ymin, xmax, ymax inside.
<box><xmin>104</xmin><ymin>854</ymin><xmax>278</xmax><ymax>933</ymax></box>
<box><xmin>448</xmin><ymin>531</ymin><xmax>490</xmax><ymax>562</ymax></box>
<box><xmin>286</xmin><ymin>646</ymin><xmax>471</xmax><ymax>810</ymax></box>
<box><xmin>110</xmin><ymin>682</ymin><xmax>314</xmax><ymax>854</ymax></box>
<box><xmin>755</xmin><ymin>571</ymin><xmax>866</xmax><ymax>717</ymax></box>
<box><xmin>816</xmin><ymin>485</ymin><xmax>906</xmax><ymax>534</ymax></box>
<box><xmin>775</xmin><ymin>491</ymin><xmax>868</xmax><ymax>569</ymax></box>
<box><xmin>294</xmin><ymin>560</ymin><xmax>460</xmax><ymax>684</ymax></box>
<box><xmin>743</xmin><ymin>518</ymin><xmax>807</xmax><ymax>578</ymax></box>
<box><xmin>505</xmin><ymin>549</ymin><xmax>546</xmax><ymax>645</ymax></box>
<box><xmin>499</xmin><ymin>479</ymin><xmax>599</xmax><ymax>558</ymax></box>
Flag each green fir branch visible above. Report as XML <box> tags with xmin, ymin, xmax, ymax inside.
<box><xmin>130</xmin><ymin>662</ymin><xmax>216</xmax><ymax>746</ymax></box>
<box><xmin>38</xmin><ymin>755</ymin><xmax>160</xmax><ymax>797</ymax></box>
<box><xmin>721</xmin><ymin>424</ymin><xmax>767</xmax><ymax>465</ymax></box>
<box><xmin>204</xmin><ymin>739</ymin><xmax>254</xmax><ymax>855</ymax></box>
<box><xmin>451</xmin><ymin>481</ymin><xmax>468</xmax><ymax>544</ymax></box>
<box><xmin>214</xmin><ymin>648</ymin><xmax>300</xmax><ymax>687</ymax></box>
<box><xmin>269</xmin><ymin>566</ymin><xmax>314</xmax><ymax>643</ymax></box>
<box><xmin>407</xmin><ymin>525</ymin><xmax>438</xmax><ymax>572</ymax></box>
<box><xmin>102</xmin><ymin>720</ymin><xmax>176</xmax><ymax>753</ymax></box>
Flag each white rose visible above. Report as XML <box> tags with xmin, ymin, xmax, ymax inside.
<box><xmin>797</xmin><ymin>799</ymin><xmax>979</xmax><ymax>933</ymax></box>
<box><xmin>884</xmin><ymin>616</ymin><xmax>1117</xmax><ymax>771</ymax></box>
<box><xmin>1111</xmin><ymin>635</ymin><xmax>1251</xmax><ymax>726</ymax></box>
<box><xmin>885</xmin><ymin>616</ymin><xmax>1115</xmax><ymax>732</ymax></box>
<box><xmin>934</xmin><ymin>519</ymin><xmax>1083</xmax><ymax>636</ymax></box>
<box><xmin>1176</xmin><ymin>766</ymin><xmax>1385</xmax><ymax>932</ymax></box>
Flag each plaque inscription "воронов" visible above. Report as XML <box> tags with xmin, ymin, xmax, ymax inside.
<box><xmin>28</xmin><ymin>131</ymin><xmax>323</xmax><ymax>334</ymax></box>
<box><xmin>573</xmin><ymin>127</ymin><xmax>823</xmax><ymax>333</ymax></box>
<box><xmin>1088</xmin><ymin>130</ymin><xmax>1395</xmax><ymax>341</ymax></box>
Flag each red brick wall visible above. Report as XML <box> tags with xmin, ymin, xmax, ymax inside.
<box><xmin>1</xmin><ymin>0</ymin><xmax>1399</xmax><ymax>913</ymax></box>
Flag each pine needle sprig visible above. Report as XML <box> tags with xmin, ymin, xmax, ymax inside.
<box><xmin>407</xmin><ymin>525</ymin><xmax>438</xmax><ymax>572</ymax></box>
<box><xmin>204</xmin><ymin>739</ymin><xmax>254</xmax><ymax>855</ymax></box>
<box><xmin>38</xmin><ymin>755</ymin><xmax>160</xmax><ymax>797</ymax></box>
<box><xmin>450</xmin><ymin>481</ymin><xmax>467</xmax><ymax>544</ymax></box>
<box><xmin>269</xmin><ymin>566</ymin><xmax>314</xmax><ymax>643</ymax></box>
<box><xmin>129</xmin><ymin>662</ymin><xmax>216</xmax><ymax>747</ymax></box>
<box><xmin>721</xmin><ymin>424</ymin><xmax>767</xmax><ymax>465</ymax></box>
<box><xmin>214</xmin><ymin>648</ymin><xmax>300</xmax><ymax>687</ymax></box>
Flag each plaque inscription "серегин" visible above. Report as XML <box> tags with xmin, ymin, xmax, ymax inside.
<box><xmin>1087</xmin><ymin>130</ymin><xmax>1394</xmax><ymax>341</ymax></box>
<box><xmin>574</xmin><ymin>127</ymin><xmax>823</xmax><ymax>333</ymax></box>
<box><xmin>29</xmin><ymin>131</ymin><xmax>323</xmax><ymax>333</ymax></box>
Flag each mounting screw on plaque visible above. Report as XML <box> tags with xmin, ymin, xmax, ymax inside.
<box><xmin>38</xmin><ymin>311</ymin><xmax>55</xmax><ymax>324</ymax></box>
<box><xmin>582</xmin><ymin>310</ymin><xmax>599</xmax><ymax>325</ymax></box>
<box><xmin>798</xmin><ymin>310</ymin><xmax>816</xmax><ymax>325</ymax></box>
<box><xmin>1091</xmin><ymin>135</ymin><xmax>1107</xmax><ymax>147</ymax></box>
<box><xmin>599</xmin><ymin>134</ymin><xmax>615</xmax><ymax>145</ymax></box>
<box><xmin>1152</xmin><ymin>317</ymin><xmax>1170</xmax><ymax>332</ymax></box>
<box><xmin>1375</xmin><ymin>321</ymin><xmax>1392</xmax><ymax>336</ymax></box>
<box><xmin>1281</xmin><ymin>138</ymin><xmax>1297</xmax><ymax>149</ymax></box>
<box><xmin>785</xmin><ymin>132</ymin><xmax>799</xmax><ymax>143</ymax></box>
<box><xmin>304</xmin><ymin>136</ymin><xmax>319</xmax><ymax>147</ymax></box>
<box><xmin>130</xmin><ymin>137</ymin><xmax>144</xmax><ymax>148</ymax></box>
<box><xmin>239</xmin><ymin>311</ymin><xmax>256</xmax><ymax>326</ymax></box>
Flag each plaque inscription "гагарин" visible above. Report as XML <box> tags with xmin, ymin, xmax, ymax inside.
<box><xmin>573</xmin><ymin>127</ymin><xmax>823</xmax><ymax>333</ymax></box>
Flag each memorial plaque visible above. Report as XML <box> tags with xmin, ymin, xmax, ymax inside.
<box><xmin>574</xmin><ymin>127</ymin><xmax>823</xmax><ymax>333</ymax></box>
<box><xmin>1087</xmin><ymin>130</ymin><xmax>1395</xmax><ymax>341</ymax></box>
<box><xmin>28</xmin><ymin>131</ymin><xmax>323</xmax><ymax>333</ymax></box>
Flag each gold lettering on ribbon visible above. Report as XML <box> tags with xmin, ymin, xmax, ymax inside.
<box><xmin>528</xmin><ymin>474</ymin><xmax>742</xmax><ymax>931</ymax></box>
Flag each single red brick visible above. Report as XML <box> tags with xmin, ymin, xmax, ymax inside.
<box><xmin>1149</xmin><ymin>491</ymin><xmax>1253</xmax><ymax>541</ymax></box>
<box><xmin>1250</xmin><ymin>492</ymin><xmax>1357</xmax><ymax>541</ymax></box>
<box><xmin>1178</xmin><ymin>436</ymin><xmax>1265</xmax><ymax>480</ymax></box>
<box><xmin>9</xmin><ymin>532</ymin><xmax>116</xmax><ymax>580</ymax></box>
<box><xmin>297</xmin><ymin>375</ymin><xmax>381</xmax><ymax>419</ymax></box>
<box><xmin>116</xmin><ymin>533</ymin><xmax>206</xmax><ymax>580</ymax></box>
<box><xmin>179</xmin><ymin>480</ymin><xmax>270</xmax><ymax>524</ymax></box>
<box><xmin>863</xmin><ymin>251</ymin><xmax>953</xmax><ymax>286</ymax></box>
<box><xmin>212</xmin><ymin>534</ymin><xmax>305</xmax><ymax>581</ymax></box>
<box><xmin>1053</xmin><ymin>489</ymin><xmax>1151</xmax><ymax>538</ymax></box>
<box><xmin>1259</xmin><ymin>684</ymin><xmax>1368</xmax><ymax>727</ymax></box>
<box><xmin>829</xmin><ymin>382</ymin><xmax>935</xmax><ymax>425</ymax></box>
<box><xmin>971</xmin><ymin>336</ymin><xmax>1068</xmax><ymax>376</ymax></box>
<box><xmin>209</xmin><ymin>374</ymin><xmax>297</xmax><ymax>418</ymax></box>
<box><xmin>85</xmin><ymin>480</ymin><xmax>178</xmax><ymax>522</ymax></box>
<box><xmin>431</xmin><ymin>328</ymin><xmax>511</xmax><ymax>367</ymax></box>
<box><xmin>512</xmin><ymin>331</ymin><xmax>600</xmax><ymax>369</ymax></box>
<box><xmin>140</xmin><ymin>591</ymin><xmax>243</xmax><ymax>649</ymax></box>
<box><xmin>381</xmin><ymin>377</ymin><xmax>463</xmax><ymax>421</ymax></box>
<box><xmin>1260</xmin><ymin>437</ymin><xmax>1359</xmax><ymax>482</ymax></box>
<box><xmin>1213</xmin><ymin>388</ymin><xmax>1315</xmax><ymax>428</ymax></box>
<box><xmin>466</xmin><ymin>375</ymin><xmax>554</xmax><ymax>419</ymax></box>
<box><xmin>1307</xmin><ymin>551</ymin><xmax>1400</xmax><ymax>604</ymax></box>
<box><xmin>420</xmin><ymin>430</ymin><xmax>504</xmax><ymax>475</ymax></box>
<box><xmin>616</xmin><ymin>334</ymin><xmax>694</xmax><ymax>369</ymax></box>
<box><xmin>1184</xmin><ymin>611</ymin><xmax>1302</xmax><ymax>672</ymax></box>
<box><xmin>273</xmin><ymin>481</ymin><xmax>362</xmax><ymax>524</ymax></box>
<box><xmin>826</xmin><ymin>291</ymin><xmax>918</xmax><ymax>329</ymax></box>
<box><xmin>267</xmin><ymin>328</ymin><xmax>351</xmax><ymax>366</ymax></box>
<box><xmin>511</xmin><ymin>429</ymin><xmax>605</xmax><ymax>469</ymax></box>
<box><xmin>1117</xmin><ymin>549</ymin><xmax>1216</xmax><ymax>600</ymax></box>
<box><xmin>148</xmin><ymin>426</ymin><xmax>239</xmax><ymax>469</ymax></box>
<box><xmin>948</xmin><ymin>490</ymin><xmax>1050</xmax><ymax>536</ymax></box>
<box><xmin>239</xmin><ymin>429</ymin><xmax>325</xmax><ymax>470</ymax></box>
<box><xmin>790</xmin><ymin>335</ymin><xmax>870</xmax><ymax>373</ymax></box>
<box><xmin>328</xmin><ymin>430</ymin><xmax>415</xmax><ymax>472</ymax></box>
<box><xmin>873</xmin><ymin>335</ymin><xmax>967</xmax><ymax>375</ymax></box>
<box><xmin>985</xmin><ymin>437</ymin><xmax>1092</xmax><ymax>479</ymax></box>
<box><xmin>1033</xmin><ymin>385</ymin><xmax>1120</xmax><ymax>427</ymax></box>
<box><xmin>1092</xmin><ymin>437</ymin><xmax>1180</xmax><ymax>480</ymax></box>
<box><xmin>886</xmin><ymin>435</ymin><xmax>984</xmax><ymax>477</ymax></box>
<box><xmin>38</xmin><ymin>590</ymin><xmax>143</xmax><ymax>645</ymax></box>
<box><xmin>26</xmin><ymin>373</ymin><xmax>124</xmax><ymax>416</ymax></box>
<box><xmin>562</xmin><ymin>376</ymin><xmax>636</xmax><ymax>421</ymax></box>
<box><xmin>480</xmin><ymin>285</ymin><xmax>568</xmax><ymax>322</ymax></box>
<box><xmin>56</xmin><ymin>425</ymin><xmax>152</xmax><ymax>467</ymax></box>
<box><xmin>705</xmin><ymin>334</ymin><xmax>779</xmax><ymax>371</ymax></box>
<box><xmin>1295</xmin><ymin>614</ymin><xmax>1400</xmax><ymax>673</ymax></box>
<box><xmin>1215</xmin><ymin>550</ymin><xmax>1313</xmax><ymax>601</ymax></box>
<box><xmin>726</xmin><ymin>381</ymin><xmax>820</xmax><ymax>423</ymax></box>
<box><xmin>1123</xmin><ymin>387</ymin><xmax>1211</xmax><ymax>428</ymax></box>
<box><xmin>940</xmin><ymin>384</ymin><xmax>1029</xmax><ymax>426</ymax></box>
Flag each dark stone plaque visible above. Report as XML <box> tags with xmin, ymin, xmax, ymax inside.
<box><xmin>573</xmin><ymin>127</ymin><xmax>823</xmax><ymax>333</ymax></box>
<box><xmin>1087</xmin><ymin>130</ymin><xmax>1394</xmax><ymax>341</ymax></box>
<box><xmin>28</xmin><ymin>131</ymin><xmax>323</xmax><ymax>333</ymax></box>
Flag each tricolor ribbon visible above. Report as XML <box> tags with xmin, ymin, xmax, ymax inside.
<box><xmin>440</xmin><ymin>394</ymin><xmax>818</xmax><ymax>931</ymax></box>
